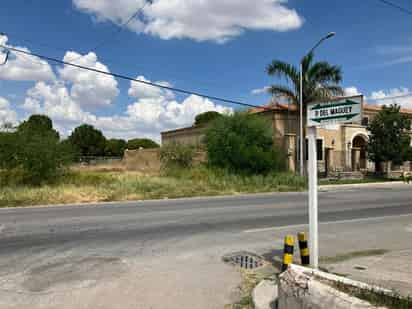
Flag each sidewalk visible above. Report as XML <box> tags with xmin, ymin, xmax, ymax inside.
<box><xmin>323</xmin><ymin>249</ymin><xmax>412</xmax><ymax>297</ymax></box>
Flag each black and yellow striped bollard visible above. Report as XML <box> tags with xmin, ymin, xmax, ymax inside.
<box><xmin>298</xmin><ymin>232</ymin><xmax>310</xmax><ymax>266</ymax></box>
<box><xmin>282</xmin><ymin>235</ymin><xmax>295</xmax><ymax>271</ymax></box>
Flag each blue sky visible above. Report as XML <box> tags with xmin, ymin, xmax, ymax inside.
<box><xmin>0</xmin><ymin>0</ymin><xmax>411</xmax><ymax>140</ymax></box>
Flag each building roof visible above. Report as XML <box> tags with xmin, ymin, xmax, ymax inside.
<box><xmin>161</xmin><ymin>97</ymin><xmax>412</xmax><ymax>136</ymax></box>
<box><xmin>250</xmin><ymin>98</ymin><xmax>412</xmax><ymax>116</ymax></box>
<box><xmin>161</xmin><ymin>124</ymin><xmax>209</xmax><ymax>135</ymax></box>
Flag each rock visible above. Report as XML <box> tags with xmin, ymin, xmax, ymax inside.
<box><xmin>252</xmin><ymin>279</ymin><xmax>278</xmax><ymax>309</ymax></box>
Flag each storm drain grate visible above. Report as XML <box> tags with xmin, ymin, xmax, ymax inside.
<box><xmin>222</xmin><ymin>251</ymin><xmax>264</xmax><ymax>270</ymax></box>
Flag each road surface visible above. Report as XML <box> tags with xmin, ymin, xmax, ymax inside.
<box><xmin>0</xmin><ymin>183</ymin><xmax>411</xmax><ymax>308</ymax></box>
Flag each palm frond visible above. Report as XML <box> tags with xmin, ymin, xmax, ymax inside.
<box><xmin>308</xmin><ymin>62</ymin><xmax>342</xmax><ymax>84</ymax></box>
<box><xmin>302</xmin><ymin>52</ymin><xmax>314</xmax><ymax>75</ymax></box>
<box><xmin>268</xmin><ymin>85</ymin><xmax>297</xmax><ymax>104</ymax></box>
<box><xmin>267</xmin><ymin>61</ymin><xmax>299</xmax><ymax>85</ymax></box>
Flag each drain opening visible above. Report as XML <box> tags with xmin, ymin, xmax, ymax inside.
<box><xmin>223</xmin><ymin>251</ymin><xmax>264</xmax><ymax>270</ymax></box>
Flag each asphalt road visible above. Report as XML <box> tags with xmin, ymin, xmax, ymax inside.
<box><xmin>1</xmin><ymin>184</ymin><xmax>412</xmax><ymax>308</ymax></box>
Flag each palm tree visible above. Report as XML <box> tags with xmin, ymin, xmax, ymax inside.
<box><xmin>266</xmin><ymin>52</ymin><xmax>344</xmax><ymax>109</ymax></box>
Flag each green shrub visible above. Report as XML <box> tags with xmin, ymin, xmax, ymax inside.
<box><xmin>126</xmin><ymin>138</ymin><xmax>159</xmax><ymax>150</ymax></box>
<box><xmin>0</xmin><ymin>115</ymin><xmax>74</xmax><ymax>186</ymax></box>
<box><xmin>105</xmin><ymin>139</ymin><xmax>127</xmax><ymax>157</ymax></box>
<box><xmin>0</xmin><ymin>168</ymin><xmax>27</xmax><ymax>186</ymax></box>
<box><xmin>68</xmin><ymin>124</ymin><xmax>107</xmax><ymax>157</ymax></box>
<box><xmin>159</xmin><ymin>142</ymin><xmax>195</xmax><ymax>171</ymax></box>
<box><xmin>194</xmin><ymin>111</ymin><xmax>222</xmax><ymax>126</ymax></box>
<box><xmin>205</xmin><ymin>113</ymin><xmax>285</xmax><ymax>174</ymax></box>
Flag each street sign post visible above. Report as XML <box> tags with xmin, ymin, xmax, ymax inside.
<box><xmin>306</xmin><ymin>95</ymin><xmax>363</xmax><ymax>269</ymax></box>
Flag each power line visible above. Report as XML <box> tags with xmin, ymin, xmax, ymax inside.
<box><xmin>1</xmin><ymin>44</ymin><xmax>266</xmax><ymax>110</ymax></box>
<box><xmin>71</xmin><ymin>0</ymin><xmax>153</xmax><ymax>62</ymax></box>
<box><xmin>69</xmin><ymin>0</ymin><xmax>152</xmax><ymax>64</ymax></box>
<box><xmin>376</xmin><ymin>0</ymin><xmax>412</xmax><ymax>15</ymax></box>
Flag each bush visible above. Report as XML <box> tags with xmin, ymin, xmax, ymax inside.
<box><xmin>205</xmin><ymin>113</ymin><xmax>284</xmax><ymax>174</ymax></box>
<box><xmin>0</xmin><ymin>115</ymin><xmax>74</xmax><ymax>186</ymax></box>
<box><xmin>194</xmin><ymin>111</ymin><xmax>222</xmax><ymax>126</ymax></box>
<box><xmin>68</xmin><ymin>124</ymin><xmax>106</xmax><ymax>157</ymax></box>
<box><xmin>159</xmin><ymin>142</ymin><xmax>195</xmax><ymax>171</ymax></box>
<box><xmin>126</xmin><ymin>138</ymin><xmax>159</xmax><ymax>150</ymax></box>
<box><xmin>105</xmin><ymin>139</ymin><xmax>127</xmax><ymax>157</ymax></box>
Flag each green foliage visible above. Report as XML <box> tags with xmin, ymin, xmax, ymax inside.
<box><xmin>126</xmin><ymin>138</ymin><xmax>159</xmax><ymax>150</ymax></box>
<box><xmin>18</xmin><ymin>115</ymin><xmax>59</xmax><ymax>139</ymax></box>
<box><xmin>194</xmin><ymin>111</ymin><xmax>222</xmax><ymax>126</ymax></box>
<box><xmin>205</xmin><ymin>113</ymin><xmax>285</xmax><ymax>174</ymax></box>
<box><xmin>159</xmin><ymin>142</ymin><xmax>195</xmax><ymax>170</ymax></box>
<box><xmin>68</xmin><ymin>124</ymin><xmax>106</xmax><ymax>157</ymax></box>
<box><xmin>105</xmin><ymin>139</ymin><xmax>127</xmax><ymax>157</ymax></box>
<box><xmin>267</xmin><ymin>52</ymin><xmax>343</xmax><ymax>108</ymax></box>
<box><xmin>0</xmin><ymin>115</ymin><xmax>72</xmax><ymax>186</ymax></box>
<box><xmin>367</xmin><ymin>105</ymin><xmax>412</xmax><ymax>168</ymax></box>
<box><xmin>0</xmin><ymin>132</ymin><xmax>19</xmax><ymax>169</ymax></box>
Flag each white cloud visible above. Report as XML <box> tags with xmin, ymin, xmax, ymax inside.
<box><xmin>344</xmin><ymin>87</ymin><xmax>361</xmax><ymax>96</ymax></box>
<box><xmin>128</xmin><ymin>75</ymin><xmax>174</xmax><ymax>100</ymax></box>
<box><xmin>21</xmin><ymin>75</ymin><xmax>232</xmax><ymax>141</ymax></box>
<box><xmin>23</xmin><ymin>81</ymin><xmax>96</xmax><ymax>126</ymax></box>
<box><xmin>251</xmin><ymin>86</ymin><xmax>270</xmax><ymax>95</ymax></box>
<box><xmin>73</xmin><ymin>0</ymin><xmax>303</xmax><ymax>42</ymax></box>
<box><xmin>0</xmin><ymin>97</ymin><xmax>18</xmax><ymax>125</ymax></box>
<box><xmin>369</xmin><ymin>87</ymin><xmax>412</xmax><ymax>109</ymax></box>
<box><xmin>59</xmin><ymin>51</ymin><xmax>119</xmax><ymax>106</ymax></box>
<box><xmin>126</xmin><ymin>76</ymin><xmax>233</xmax><ymax>135</ymax></box>
<box><xmin>0</xmin><ymin>35</ymin><xmax>55</xmax><ymax>81</ymax></box>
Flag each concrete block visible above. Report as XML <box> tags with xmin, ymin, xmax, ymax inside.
<box><xmin>278</xmin><ymin>265</ymin><xmax>387</xmax><ymax>309</ymax></box>
<box><xmin>252</xmin><ymin>279</ymin><xmax>278</xmax><ymax>309</ymax></box>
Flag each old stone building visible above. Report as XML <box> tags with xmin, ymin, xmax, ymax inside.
<box><xmin>161</xmin><ymin>96</ymin><xmax>412</xmax><ymax>176</ymax></box>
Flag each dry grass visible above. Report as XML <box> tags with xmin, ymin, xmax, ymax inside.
<box><xmin>0</xmin><ymin>167</ymin><xmax>306</xmax><ymax>208</ymax></box>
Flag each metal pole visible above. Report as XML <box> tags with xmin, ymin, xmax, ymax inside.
<box><xmin>299</xmin><ymin>32</ymin><xmax>335</xmax><ymax>177</ymax></box>
<box><xmin>299</xmin><ymin>62</ymin><xmax>304</xmax><ymax>176</ymax></box>
<box><xmin>308</xmin><ymin>126</ymin><xmax>319</xmax><ymax>268</ymax></box>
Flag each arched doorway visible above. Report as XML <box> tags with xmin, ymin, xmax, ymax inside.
<box><xmin>352</xmin><ymin>135</ymin><xmax>368</xmax><ymax>171</ymax></box>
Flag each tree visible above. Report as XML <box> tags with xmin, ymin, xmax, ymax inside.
<box><xmin>367</xmin><ymin>105</ymin><xmax>412</xmax><ymax>171</ymax></box>
<box><xmin>18</xmin><ymin>115</ymin><xmax>59</xmax><ymax>140</ymax></box>
<box><xmin>0</xmin><ymin>115</ymin><xmax>72</xmax><ymax>185</ymax></box>
<box><xmin>105</xmin><ymin>139</ymin><xmax>127</xmax><ymax>157</ymax></box>
<box><xmin>205</xmin><ymin>113</ymin><xmax>284</xmax><ymax>174</ymax></box>
<box><xmin>68</xmin><ymin>124</ymin><xmax>106</xmax><ymax>157</ymax></box>
<box><xmin>194</xmin><ymin>111</ymin><xmax>222</xmax><ymax>126</ymax></box>
<box><xmin>126</xmin><ymin>138</ymin><xmax>159</xmax><ymax>150</ymax></box>
<box><xmin>266</xmin><ymin>52</ymin><xmax>343</xmax><ymax>110</ymax></box>
<box><xmin>16</xmin><ymin>130</ymin><xmax>71</xmax><ymax>185</ymax></box>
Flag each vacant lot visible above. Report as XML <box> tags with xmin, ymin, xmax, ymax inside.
<box><xmin>0</xmin><ymin>167</ymin><xmax>306</xmax><ymax>207</ymax></box>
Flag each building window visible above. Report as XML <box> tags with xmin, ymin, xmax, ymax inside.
<box><xmin>362</xmin><ymin>117</ymin><xmax>369</xmax><ymax>126</ymax></box>
<box><xmin>305</xmin><ymin>139</ymin><xmax>323</xmax><ymax>161</ymax></box>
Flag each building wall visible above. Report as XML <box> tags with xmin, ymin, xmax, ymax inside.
<box><xmin>161</xmin><ymin>125</ymin><xmax>208</xmax><ymax>147</ymax></box>
<box><xmin>159</xmin><ymin>105</ymin><xmax>412</xmax><ymax>175</ymax></box>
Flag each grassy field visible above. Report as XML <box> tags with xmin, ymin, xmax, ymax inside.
<box><xmin>0</xmin><ymin>166</ymin><xmax>307</xmax><ymax>207</ymax></box>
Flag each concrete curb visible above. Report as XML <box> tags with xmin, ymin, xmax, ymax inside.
<box><xmin>319</xmin><ymin>181</ymin><xmax>406</xmax><ymax>191</ymax></box>
<box><xmin>278</xmin><ymin>264</ymin><xmax>391</xmax><ymax>309</ymax></box>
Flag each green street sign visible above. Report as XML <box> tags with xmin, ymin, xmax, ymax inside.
<box><xmin>307</xmin><ymin>96</ymin><xmax>362</xmax><ymax>127</ymax></box>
